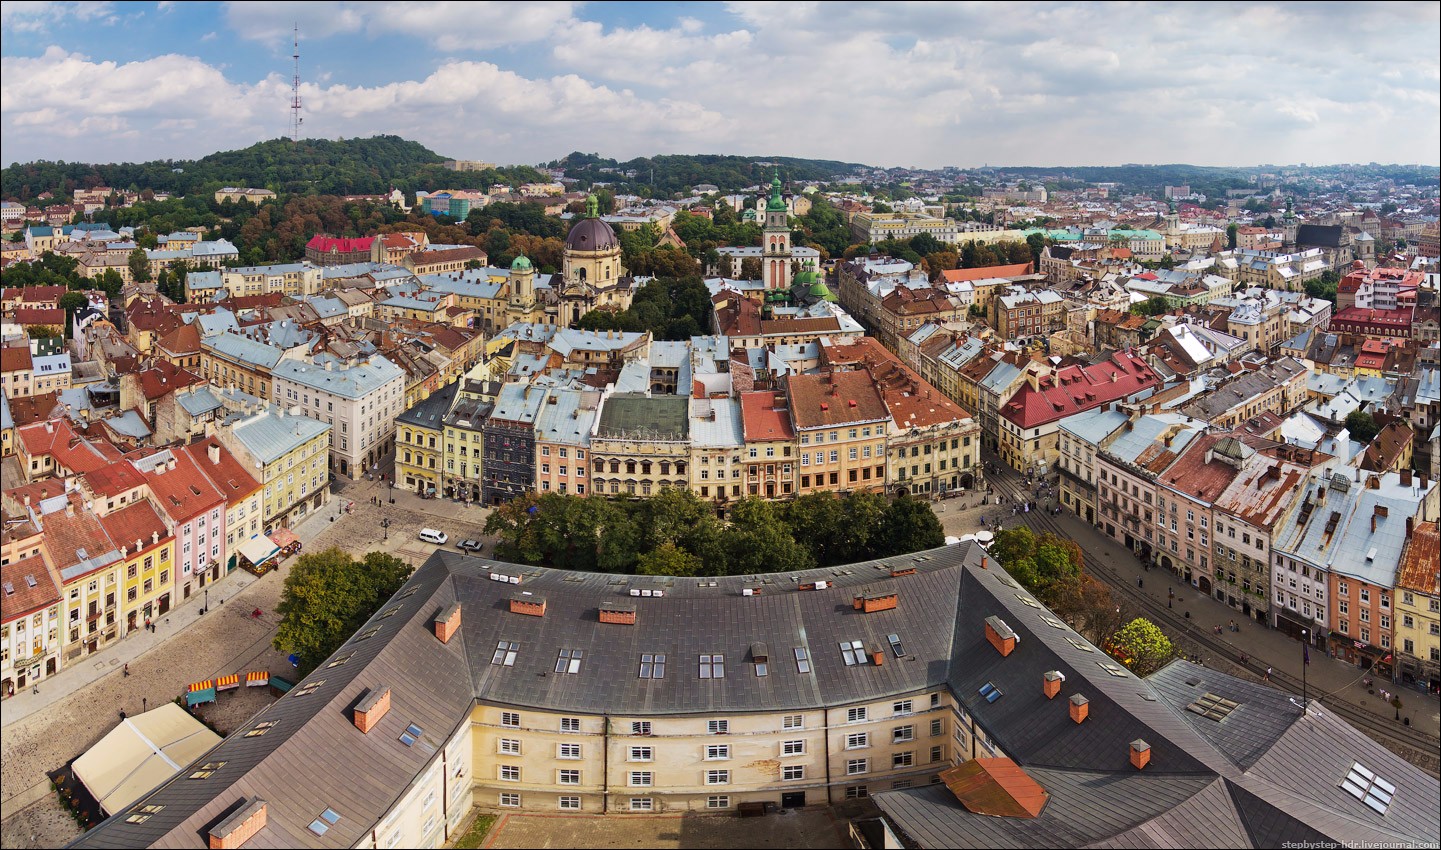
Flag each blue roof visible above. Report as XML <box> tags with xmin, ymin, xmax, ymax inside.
<box><xmin>228</xmin><ymin>408</ymin><xmax>331</xmax><ymax>465</ymax></box>
<box><xmin>1057</xmin><ymin>407</ymin><xmax>1129</xmax><ymax>445</ymax></box>
<box><xmin>203</xmin><ymin>332</ymin><xmax>284</xmax><ymax>369</ymax></box>
<box><xmin>272</xmin><ymin>356</ymin><xmax>405</xmax><ymax>399</ymax></box>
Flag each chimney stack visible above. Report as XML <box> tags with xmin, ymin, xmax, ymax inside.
<box><xmin>1043</xmin><ymin>670</ymin><xmax>1065</xmax><ymax>700</ymax></box>
<box><xmin>984</xmin><ymin>615</ymin><xmax>1018</xmax><ymax>657</ymax></box>
<box><xmin>434</xmin><ymin>603</ymin><xmax>461</xmax><ymax>643</ymax></box>
<box><xmin>208</xmin><ymin>797</ymin><xmax>267</xmax><ymax>850</ymax></box>
<box><xmin>353</xmin><ymin>685</ymin><xmax>392</xmax><ymax>733</ymax></box>
<box><xmin>1129</xmin><ymin>739</ymin><xmax>1151</xmax><ymax>770</ymax></box>
<box><xmin>1069</xmin><ymin>694</ymin><xmax>1089</xmax><ymax>724</ymax></box>
<box><xmin>208</xmin><ymin>443</ymin><xmax>221</xmax><ymax>465</ymax></box>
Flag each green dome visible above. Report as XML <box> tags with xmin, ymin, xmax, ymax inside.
<box><xmin>766</xmin><ymin>171</ymin><xmax>787</xmax><ymax>212</ymax></box>
<box><xmin>808</xmin><ymin>281</ymin><xmax>838</xmax><ymax>302</ymax></box>
<box><xmin>510</xmin><ymin>255</ymin><xmax>532</xmax><ymax>271</ymax></box>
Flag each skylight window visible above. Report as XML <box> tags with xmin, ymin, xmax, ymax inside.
<box><xmin>840</xmin><ymin>640</ymin><xmax>866</xmax><ymax>666</ymax></box>
<box><xmin>354</xmin><ymin>625</ymin><xmax>381</xmax><ymax>642</ymax></box>
<box><xmin>1098</xmin><ymin>660</ymin><xmax>1129</xmax><ymax>678</ymax></box>
<box><xmin>492</xmin><ymin>641</ymin><xmax>518</xmax><ymax>666</ymax></box>
<box><xmin>887</xmin><ymin>634</ymin><xmax>905</xmax><ymax>658</ymax></box>
<box><xmin>377</xmin><ymin>605</ymin><xmax>402</xmax><ymax>620</ymax></box>
<box><xmin>639</xmin><ymin>653</ymin><xmax>666</xmax><ymax>679</ymax></box>
<box><xmin>555</xmin><ymin>648</ymin><xmax>584</xmax><ymax>674</ymax></box>
<box><xmin>794</xmin><ymin>647</ymin><xmax>812</xmax><ymax>674</ymax></box>
<box><xmin>1016</xmin><ymin>593</ymin><xmax>1042</xmax><ymax>609</ymax></box>
<box><xmin>188</xmin><ymin>761</ymin><xmax>226</xmax><ymax>779</ymax></box>
<box><xmin>400</xmin><ymin>723</ymin><xmax>423</xmax><ymax>747</ymax></box>
<box><xmin>308</xmin><ymin>808</ymin><xmax>341</xmax><ymax>836</ymax></box>
<box><xmin>1065</xmin><ymin>636</ymin><xmax>1094</xmax><ymax>653</ymax></box>
<box><xmin>327</xmin><ymin>653</ymin><xmax>354</xmax><ymax>668</ymax></box>
<box><xmin>1342</xmin><ymin>763</ymin><xmax>1395</xmax><ymax>815</ymax></box>
<box><xmin>978</xmin><ymin>682</ymin><xmax>1003</xmax><ymax>703</ymax></box>
<box><xmin>1186</xmin><ymin>693</ymin><xmax>1240</xmax><ymax>722</ymax></box>
<box><xmin>294</xmin><ymin>679</ymin><xmax>326</xmax><ymax>697</ymax></box>
<box><xmin>244</xmin><ymin>721</ymin><xmax>278</xmax><ymax>738</ymax></box>
<box><xmin>699</xmin><ymin>654</ymin><xmax>725</xmax><ymax>679</ymax></box>
<box><xmin>1041</xmin><ymin>615</ymin><xmax>1067</xmax><ymax>630</ymax></box>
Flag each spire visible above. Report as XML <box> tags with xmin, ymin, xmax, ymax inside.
<box><xmin>586</xmin><ymin>194</ymin><xmax>599</xmax><ymax>219</ymax></box>
<box><xmin>766</xmin><ymin>170</ymin><xmax>786</xmax><ymax>212</ymax></box>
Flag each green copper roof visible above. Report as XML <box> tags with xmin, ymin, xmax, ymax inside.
<box><xmin>767</xmin><ymin>171</ymin><xmax>786</xmax><ymax>212</ymax></box>
<box><xmin>511</xmin><ymin>255</ymin><xmax>532</xmax><ymax>271</ymax></box>
<box><xmin>808</xmin><ymin>281</ymin><xmax>837</xmax><ymax>302</ymax></box>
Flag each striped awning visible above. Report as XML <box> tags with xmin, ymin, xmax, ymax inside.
<box><xmin>188</xmin><ymin>680</ymin><xmax>214</xmax><ymax>693</ymax></box>
<box><xmin>216</xmin><ymin>674</ymin><xmax>241</xmax><ymax>691</ymax></box>
<box><xmin>245</xmin><ymin>671</ymin><xmax>269</xmax><ymax>687</ymax></box>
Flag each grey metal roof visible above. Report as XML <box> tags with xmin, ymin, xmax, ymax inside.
<box><xmin>396</xmin><ymin>381</ymin><xmax>457</xmax><ymax>431</ymax></box>
<box><xmin>228</xmin><ymin>408</ymin><xmax>331</xmax><ymax>465</ymax></box>
<box><xmin>272</xmin><ymin>357</ymin><xmax>405</xmax><ymax>400</ymax></box>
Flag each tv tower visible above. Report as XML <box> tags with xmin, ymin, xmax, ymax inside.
<box><xmin>289</xmin><ymin>23</ymin><xmax>304</xmax><ymax>142</ymax></box>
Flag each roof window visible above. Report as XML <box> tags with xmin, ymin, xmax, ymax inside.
<box><xmin>307</xmin><ymin>808</ymin><xmax>341</xmax><ymax>836</ymax></box>
<box><xmin>1342</xmin><ymin>763</ymin><xmax>1395</xmax><ymax>815</ymax></box>
<box><xmin>1185</xmin><ymin>692</ymin><xmax>1239</xmax><ymax>722</ymax></box>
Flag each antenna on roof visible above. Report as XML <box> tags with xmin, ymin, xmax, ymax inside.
<box><xmin>290</xmin><ymin>23</ymin><xmax>304</xmax><ymax>143</ymax></box>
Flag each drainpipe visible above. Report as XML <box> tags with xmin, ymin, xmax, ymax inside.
<box><xmin>824</xmin><ymin>708</ymin><xmax>833</xmax><ymax>805</ymax></box>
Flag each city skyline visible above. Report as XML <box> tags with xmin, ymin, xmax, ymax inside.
<box><xmin>2</xmin><ymin>1</ymin><xmax>1438</xmax><ymax>170</ymax></box>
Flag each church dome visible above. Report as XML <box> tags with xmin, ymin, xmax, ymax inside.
<box><xmin>566</xmin><ymin>218</ymin><xmax>619</xmax><ymax>252</ymax></box>
<box><xmin>511</xmin><ymin>255</ymin><xmax>533</xmax><ymax>271</ymax></box>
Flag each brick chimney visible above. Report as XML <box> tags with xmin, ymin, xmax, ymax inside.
<box><xmin>1043</xmin><ymin>670</ymin><xmax>1065</xmax><ymax>700</ymax></box>
<box><xmin>984</xmin><ymin>615</ymin><xmax>1018</xmax><ymax>657</ymax></box>
<box><xmin>1130</xmin><ymin>739</ymin><xmax>1151</xmax><ymax>770</ymax></box>
<box><xmin>599</xmin><ymin>603</ymin><xmax>637</xmax><ymax>625</ymax></box>
<box><xmin>209</xmin><ymin>797</ymin><xmax>267</xmax><ymax>850</ymax></box>
<box><xmin>509</xmin><ymin>595</ymin><xmax>546</xmax><ymax>617</ymax></box>
<box><xmin>1069</xmin><ymin>694</ymin><xmax>1089</xmax><ymax>724</ymax></box>
<box><xmin>433</xmin><ymin>603</ymin><xmax>461</xmax><ymax>643</ymax></box>
<box><xmin>353</xmin><ymin>685</ymin><xmax>392</xmax><ymax>733</ymax></box>
<box><xmin>869</xmin><ymin>645</ymin><xmax>885</xmax><ymax>666</ymax></box>
<box><xmin>853</xmin><ymin>591</ymin><xmax>898</xmax><ymax>613</ymax></box>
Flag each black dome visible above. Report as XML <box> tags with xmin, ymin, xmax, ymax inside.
<box><xmin>565</xmin><ymin>218</ymin><xmax>619</xmax><ymax>251</ymax></box>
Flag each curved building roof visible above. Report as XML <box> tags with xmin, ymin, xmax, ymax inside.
<box><xmin>565</xmin><ymin>217</ymin><xmax>619</xmax><ymax>252</ymax></box>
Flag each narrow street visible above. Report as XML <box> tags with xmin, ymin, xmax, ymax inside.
<box><xmin>942</xmin><ymin>448</ymin><xmax>1440</xmax><ymax>769</ymax></box>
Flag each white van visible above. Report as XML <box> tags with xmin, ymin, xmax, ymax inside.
<box><xmin>418</xmin><ymin>528</ymin><xmax>448</xmax><ymax>545</ymax></box>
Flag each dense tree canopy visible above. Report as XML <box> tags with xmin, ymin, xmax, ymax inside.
<box><xmin>273</xmin><ymin>548</ymin><xmax>413</xmax><ymax>675</ymax></box>
<box><xmin>483</xmin><ymin>489</ymin><xmax>946</xmax><ymax>576</ymax></box>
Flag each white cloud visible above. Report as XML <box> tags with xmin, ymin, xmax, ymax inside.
<box><xmin>1</xmin><ymin>1</ymin><xmax>116</xmax><ymax>32</ymax></box>
<box><xmin>223</xmin><ymin>1</ymin><xmax>576</xmax><ymax>50</ymax></box>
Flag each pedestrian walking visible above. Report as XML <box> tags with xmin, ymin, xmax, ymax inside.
<box><xmin>1264</xmin><ymin>667</ymin><xmax>1272</xmax><ymax>682</ymax></box>
<box><xmin>1137</xmin><ymin>577</ymin><xmax>1143</xmax><ymax>589</ymax></box>
<box><xmin>123</xmin><ymin>663</ymin><xmax>129</xmax><ymax>677</ymax></box>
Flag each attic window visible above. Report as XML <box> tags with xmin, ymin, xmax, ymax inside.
<box><xmin>188</xmin><ymin>761</ymin><xmax>226</xmax><ymax>779</ymax></box>
<box><xmin>396</xmin><ymin>587</ymin><xmax>419</xmax><ymax>600</ymax></box>
<box><xmin>399</xmin><ymin>723</ymin><xmax>423</xmax><ymax>747</ymax></box>
<box><xmin>294</xmin><ymin>679</ymin><xmax>326</xmax><ymax>697</ymax></box>
<box><xmin>887</xmin><ymin>634</ymin><xmax>905</xmax><ymax>658</ymax></box>
<box><xmin>244</xmin><ymin>720</ymin><xmax>278</xmax><ymax>738</ymax></box>
<box><xmin>840</xmin><ymin>640</ymin><xmax>866</xmax><ymax>666</ymax></box>
<box><xmin>794</xmin><ymin>647</ymin><xmax>812</xmax><ymax>674</ymax></box>
<box><xmin>639</xmin><ymin>653</ymin><xmax>666</xmax><ymax>679</ymax></box>
<box><xmin>699</xmin><ymin>654</ymin><xmax>725</xmax><ymax>679</ymax></box>
<box><xmin>327</xmin><ymin>653</ymin><xmax>354</xmax><ymax>668</ymax></box>
<box><xmin>125</xmin><ymin>804</ymin><xmax>164</xmax><ymax>823</ymax></box>
<box><xmin>308</xmin><ymin>808</ymin><xmax>342</xmax><ymax>836</ymax></box>
<box><xmin>378</xmin><ymin>605</ymin><xmax>402</xmax><ymax>620</ymax></box>
<box><xmin>1342</xmin><ymin>763</ymin><xmax>1395</xmax><ymax>815</ymax></box>
<box><xmin>355</xmin><ymin>626</ymin><xmax>382</xmax><ymax>642</ymax></box>
<box><xmin>1015</xmin><ymin>593</ymin><xmax>1042</xmax><ymax>609</ymax></box>
<box><xmin>492</xmin><ymin>641</ymin><xmax>519</xmax><ymax>666</ymax></box>
<box><xmin>1097</xmin><ymin>660</ymin><xmax>1129</xmax><ymax>678</ymax></box>
<box><xmin>1065</xmin><ymin>636</ymin><xmax>1094</xmax><ymax>653</ymax></box>
<box><xmin>1040</xmin><ymin>615</ymin><xmax>1067</xmax><ymax>630</ymax></box>
<box><xmin>1186</xmin><ymin>692</ymin><xmax>1240</xmax><ymax>722</ymax></box>
<box><xmin>978</xmin><ymin>682</ymin><xmax>1003</xmax><ymax>703</ymax></box>
<box><xmin>555</xmin><ymin>648</ymin><xmax>584</xmax><ymax>674</ymax></box>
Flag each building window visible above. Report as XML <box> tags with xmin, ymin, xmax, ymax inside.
<box><xmin>706</xmin><ymin>796</ymin><xmax>730</xmax><ymax>809</ymax></box>
<box><xmin>501</xmin><ymin>712</ymin><xmax>520</xmax><ymax>728</ymax></box>
<box><xmin>783</xmin><ymin>714</ymin><xmax>804</xmax><ymax>730</ymax></box>
<box><xmin>783</xmin><ymin>765</ymin><xmax>805</xmax><ymax>781</ymax></box>
<box><xmin>706</xmin><ymin>770</ymin><xmax>730</xmax><ymax>785</ymax></box>
<box><xmin>930</xmin><ymin>719</ymin><xmax>943</xmax><ymax>737</ymax></box>
<box><xmin>706</xmin><ymin>745</ymin><xmax>730</xmax><ymax>760</ymax></box>
<box><xmin>700</xmin><ymin>653</ymin><xmax>725</xmax><ymax>678</ymax></box>
<box><xmin>499</xmin><ymin>739</ymin><xmax>521</xmax><ymax>755</ymax></box>
<box><xmin>555</xmin><ymin>648</ymin><xmax>584</xmax><ymax>674</ymax></box>
<box><xmin>629</xmin><ymin>798</ymin><xmax>653</xmax><ymax>812</ymax></box>
<box><xmin>893</xmin><ymin>725</ymin><xmax>915</xmax><ymax>743</ymax></box>
<box><xmin>629</xmin><ymin>746</ymin><xmax>653</xmax><ymax>762</ymax></box>
<box><xmin>558</xmin><ymin>770</ymin><xmax>580</xmax><ymax>785</ymax></box>
<box><xmin>893</xmin><ymin>752</ymin><xmax>914</xmax><ymax>768</ymax></box>
<box><xmin>846</xmin><ymin>732</ymin><xmax>869</xmax><ymax>749</ymax></box>
<box><xmin>893</xmin><ymin>699</ymin><xmax>913</xmax><ymax>715</ymax></box>
<box><xmin>492</xmin><ymin>641</ymin><xmax>518</xmax><ymax>666</ymax></box>
<box><xmin>631</xmin><ymin>721</ymin><xmax>652</xmax><ymax>736</ymax></box>
<box><xmin>782</xmin><ymin>740</ymin><xmax>806</xmax><ymax>756</ymax></box>
<box><xmin>639</xmin><ymin>653</ymin><xmax>666</xmax><ymax>679</ymax></box>
<box><xmin>558</xmin><ymin>743</ymin><xmax>582</xmax><ymax>760</ymax></box>
<box><xmin>708</xmin><ymin>720</ymin><xmax>729</xmax><ymax>735</ymax></box>
<box><xmin>845</xmin><ymin>785</ymin><xmax>868</xmax><ymax>799</ymax></box>
<box><xmin>499</xmin><ymin>793</ymin><xmax>520</xmax><ymax>808</ymax></box>
<box><xmin>560</xmin><ymin>717</ymin><xmax>581</xmax><ymax>733</ymax></box>
<box><xmin>847</xmin><ymin>707</ymin><xmax>868</xmax><ymax>723</ymax></box>
<box><xmin>847</xmin><ymin>759</ymin><xmax>869</xmax><ymax>775</ymax></box>
<box><xmin>629</xmin><ymin>772</ymin><xmax>653</xmax><ymax>787</ymax></box>
<box><xmin>499</xmin><ymin>765</ymin><xmax>521</xmax><ymax>782</ymax></box>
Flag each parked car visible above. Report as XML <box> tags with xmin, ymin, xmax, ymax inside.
<box><xmin>457</xmin><ymin>539</ymin><xmax>484</xmax><ymax>553</ymax></box>
<box><xmin>418</xmin><ymin>528</ymin><xmax>448</xmax><ymax>545</ymax></box>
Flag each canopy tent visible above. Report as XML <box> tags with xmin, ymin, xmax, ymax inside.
<box><xmin>268</xmin><ymin>528</ymin><xmax>301</xmax><ymax>556</ymax></box>
<box><xmin>186</xmin><ymin>680</ymin><xmax>216</xmax><ymax>707</ymax></box>
<box><xmin>236</xmin><ymin>535</ymin><xmax>280</xmax><ymax>575</ymax></box>
<box><xmin>72</xmin><ymin>703</ymin><xmax>222</xmax><ymax>816</ymax></box>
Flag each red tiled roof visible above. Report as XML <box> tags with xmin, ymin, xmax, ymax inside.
<box><xmin>1</xmin><ymin>346</ymin><xmax>34</xmax><ymax>373</ymax></box>
<box><xmin>98</xmin><ymin>499</ymin><xmax>170</xmax><ymax>554</ymax></box>
<box><xmin>81</xmin><ymin>459</ymin><xmax>148</xmax><ymax>497</ymax></box>
<box><xmin>306</xmin><ymin>235</ymin><xmax>374</xmax><ymax>253</ymax></box>
<box><xmin>135</xmin><ymin>361</ymin><xmax>205</xmax><ymax>400</ymax></box>
<box><xmin>3</xmin><ymin>285</ymin><xmax>66</xmax><ymax>304</ymax></box>
<box><xmin>12</xmin><ymin>307</ymin><xmax>64</xmax><ymax>326</ymax></box>
<box><xmin>141</xmin><ymin>450</ymin><xmax>226</xmax><ymax>523</ymax></box>
<box><xmin>38</xmin><ymin>498</ymin><xmax>117</xmax><ymax>575</ymax></box>
<box><xmin>409</xmin><ymin>246</ymin><xmax>486</xmax><ymax>265</ymax></box>
<box><xmin>937</xmin><ymin>262</ymin><xmax>1034</xmax><ymax>283</ymax></box>
<box><xmin>181</xmin><ymin>437</ymin><xmax>262</xmax><ymax>505</ymax></box>
<box><xmin>155</xmin><ymin>321</ymin><xmax>202</xmax><ymax>355</ymax></box>
<box><xmin>1000</xmin><ymin>351</ymin><xmax>1160</xmax><ymax>429</ymax></box>
<box><xmin>740</xmin><ymin>391</ymin><xmax>795</xmax><ymax>441</ymax></box>
<box><xmin>786</xmin><ymin>370</ymin><xmax>889</xmax><ymax>429</ymax></box>
<box><xmin>1396</xmin><ymin>521</ymin><xmax>1439</xmax><ymax>596</ymax></box>
<box><xmin>1</xmin><ymin>552</ymin><xmax>60</xmax><ymax>622</ymax></box>
<box><xmin>17</xmin><ymin>419</ymin><xmax>125</xmax><ymax>474</ymax></box>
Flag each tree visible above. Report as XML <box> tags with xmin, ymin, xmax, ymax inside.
<box><xmin>1130</xmin><ymin>297</ymin><xmax>1171</xmax><ymax>317</ymax></box>
<box><xmin>127</xmin><ymin>247</ymin><xmax>152</xmax><ymax>282</ymax></box>
<box><xmin>636</xmin><ymin>542</ymin><xmax>703</xmax><ymax>577</ymax></box>
<box><xmin>58</xmin><ymin>290</ymin><xmax>88</xmax><ymax>335</ymax></box>
<box><xmin>1225</xmin><ymin>223</ymin><xmax>1238</xmax><ymax>250</ymax></box>
<box><xmin>272</xmin><ymin>547</ymin><xmax>413</xmax><ymax>675</ymax></box>
<box><xmin>738</xmin><ymin>257</ymin><xmax>762</xmax><ymax>281</ymax></box>
<box><xmin>879</xmin><ymin>492</ymin><xmax>945</xmax><ymax>556</ymax></box>
<box><xmin>1345</xmin><ymin>410</ymin><xmax>1380</xmax><ymax>444</ymax></box>
<box><xmin>26</xmin><ymin>324</ymin><xmax>63</xmax><ymax>339</ymax></box>
<box><xmin>723</xmin><ymin>497</ymin><xmax>814</xmax><ymax>575</ymax></box>
<box><xmin>1107</xmin><ymin>617</ymin><xmax>1175</xmax><ymax>675</ymax></box>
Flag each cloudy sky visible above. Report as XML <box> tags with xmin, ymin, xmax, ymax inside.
<box><xmin>2</xmin><ymin>1</ymin><xmax>1438</xmax><ymax>169</ymax></box>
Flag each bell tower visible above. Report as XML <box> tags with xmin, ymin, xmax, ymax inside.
<box><xmin>762</xmin><ymin>171</ymin><xmax>793</xmax><ymax>290</ymax></box>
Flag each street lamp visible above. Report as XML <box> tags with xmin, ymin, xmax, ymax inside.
<box><xmin>203</xmin><ymin>587</ymin><xmax>209</xmax><ymax>616</ymax></box>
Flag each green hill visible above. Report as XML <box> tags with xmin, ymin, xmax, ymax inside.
<box><xmin>550</xmin><ymin>152</ymin><xmax>863</xmax><ymax>195</ymax></box>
